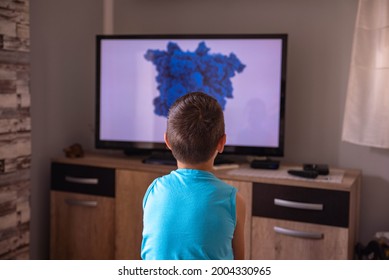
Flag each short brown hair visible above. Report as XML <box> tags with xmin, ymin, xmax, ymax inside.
<box><xmin>166</xmin><ymin>92</ymin><xmax>225</xmax><ymax>164</ymax></box>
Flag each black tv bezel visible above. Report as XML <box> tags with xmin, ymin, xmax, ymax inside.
<box><xmin>95</xmin><ymin>34</ymin><xmax>287</xmax><ymax>157</ymax></box>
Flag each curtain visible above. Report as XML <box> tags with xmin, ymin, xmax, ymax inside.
<box><xmin>342</xmin><ymin>0</ymin><xmax>389</xmax><ymax>148</ymax></box>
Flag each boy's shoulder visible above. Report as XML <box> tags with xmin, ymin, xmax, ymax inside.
<box><xmin>157</xmin><ymin>169</ymin><xmax>236</xmax><ymax>190</ymax></box>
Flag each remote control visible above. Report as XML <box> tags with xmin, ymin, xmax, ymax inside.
<box><xmin>288</xmin><ymin>169</ymin><xmax>318</xmax><ymax>179</ymax></box>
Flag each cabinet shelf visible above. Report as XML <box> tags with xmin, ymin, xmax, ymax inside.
<box><xmin>50</xmin><ymin>154</ymin><xmax>360</xmax><ymax>259</ymax></box>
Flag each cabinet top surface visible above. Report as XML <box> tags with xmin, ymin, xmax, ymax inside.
<box><xmin>52</xmin><ymin>153</ymin><xmax>361</xmax><ymax>191</ymax></box>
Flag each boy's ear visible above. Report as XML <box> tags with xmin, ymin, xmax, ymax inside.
<box><xmin>164</xmin><ymin>133</ymin><xmax>172</xmax><ymax>150</ymax></box>
<box><xmin>217</xmin><ymin>134</ymin><xmax>227</xmax><ymax>153</ymax></box>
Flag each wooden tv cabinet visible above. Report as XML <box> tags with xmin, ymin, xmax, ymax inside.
<box><xmin>50</xmin><ymin>153</ymin><xmax>361</xmax><ymax>260</ymax></box>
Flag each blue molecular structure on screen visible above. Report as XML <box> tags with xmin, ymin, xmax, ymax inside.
<box><xmin>144</xmin><ymin>41</ymin><xmax>246</xmax><ymax>117</ymax></box>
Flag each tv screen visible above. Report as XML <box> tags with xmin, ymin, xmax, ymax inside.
<box><xmin>96</xmin><ymin>34</ymin><xmax>287</xmax><ymax>158</ymax></box>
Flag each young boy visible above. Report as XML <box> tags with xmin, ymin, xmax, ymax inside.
<box><xmin>141</xmin><ymin>92</ymin><xmax>246</xmax><ymax>260</ymax></box>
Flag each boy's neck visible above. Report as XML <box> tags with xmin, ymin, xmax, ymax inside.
<box><xmin>177</xmin><ymin>159</ymin><xmax>214</xmax><ymax>172</ymax></box>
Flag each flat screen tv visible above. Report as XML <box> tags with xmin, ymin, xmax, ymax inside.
<box><xmin>95</xmin><ymin>34</ymin><xmax>287</xmax><ymax>160</ymax></box>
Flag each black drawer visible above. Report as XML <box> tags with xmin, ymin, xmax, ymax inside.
<box><xmin>252</xmin><ymin>183</ymin><xmax>349</xmax><ymax>227</ymax></box>
<box><xmin>51</xmin><ymin>162</ymin><xmax>115</xmax><ymax>197</ymax></box>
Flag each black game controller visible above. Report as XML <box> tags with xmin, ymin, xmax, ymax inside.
<box><xmin>303</xmin><ymin>164</ymin><xmax>329</xmax><ymax>175</ymax></box>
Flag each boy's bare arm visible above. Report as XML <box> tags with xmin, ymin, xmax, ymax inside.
<box><xmin>232</xmin><ymin>192</ymin><xmax>246</xmax><ymax>260</ymax></box>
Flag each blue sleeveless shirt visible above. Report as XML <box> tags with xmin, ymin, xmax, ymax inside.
<box><xmin>141</xmin><ymin>169</ymin><xmax>237</xmax><ymax>260</ymax></box>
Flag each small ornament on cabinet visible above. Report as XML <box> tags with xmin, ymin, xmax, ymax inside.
<box><xmin>63</xmin><ymin>143</ymin><xmax>84</xmax><ymax>158</ymax></box>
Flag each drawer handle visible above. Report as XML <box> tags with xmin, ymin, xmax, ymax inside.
<box><xmin>274</xmin><ymin>226</ymin><xmax>324</xmax><ymax>239</ymax></box>
<box><xmin>274</xmin><ymin>198</ymin><xmax>323</xmax><ymax>211</ymax></box>
<box><xmin>65</xmin><ymin>176</ymin><xmax>99</xmax><ymax>185</ymax></box>
<box><xmin>65</xmin><ymin>199</ymin><xmax>98</xmax><ymax>207</ymax></box>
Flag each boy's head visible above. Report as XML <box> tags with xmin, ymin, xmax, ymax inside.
<box><xmin>165</xmin><ymin>92</ymin><xmax>226</xmax><ymax>165</ymax></box>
